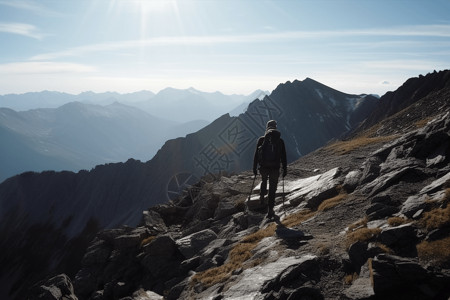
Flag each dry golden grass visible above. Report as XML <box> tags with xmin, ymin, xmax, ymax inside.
<box><xmin>281</xmin><ymin>209</ymin><xmax>316</xmax><ymax>228</ymax></box>
<box><xmin>415</xmin><ymin>117</ymin><xmax>434</xmax><ymax>128</ymax></box>
<box><xmin>140</xmin><ymin>235</ymin><xmax>156</xmax><ymax>247</ymax></box>
<box><xmin>387</xmin><ymin>216</ymin><xmax>408</xmax><ymax>227</ymax></box>
<box><xmin>373</xmin><ymin>243</ymin><xmax>393</xmax><ymax>254</ymax></box>
<box><xmin>344</xmin><ymin>272</ymin><xmax>358</xmax><ymax>285</ymax></box>
<box><xmin>347</xmin><ymin>217</ymin><xmax>368</xmax><ymax>232</ymax></box>
<box><xmin>346</xmin><ymin>228</ymin><xmax>382</xmax><ymax>249</ymax></box>
<box><xmin>417</xmin><ymin>237</ymin><xmax>450</xmax><ymax>264</ymax></box>
<box><xmin>192</xmin><ymin>223</ymin><xmax>277</xmax><ymax>287</ymax></box>
<box><xmin>419</xmin><ymin>203</ymin><xmax>450</xmax><ymax>231</ymax></box>
<box><xmin>326</xmin><ymin>135</ymin><xmax>397</xmax><ymax>155</ymax></box>
<box><xmin>318</xmin><ymin>192</ymin><xmax>347</xmax><ymax>212</ymax></box>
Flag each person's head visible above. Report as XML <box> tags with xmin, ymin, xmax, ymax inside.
<box><xmin>266</xmin><ymin>120</ymin><xmax>277</xmax><ymax>130</ymax></box>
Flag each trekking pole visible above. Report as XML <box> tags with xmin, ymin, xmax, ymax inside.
<box><xmin>282</xmin><ymin>176</ymin><xmax>286</xmax><ymax>215</ymax></box>
<box><xmin>246</xmin><ymin>174</ymin><xmax>257</xmax><ymax>214</ymax></box>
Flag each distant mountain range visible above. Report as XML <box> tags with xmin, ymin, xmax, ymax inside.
<box><xmin>0</xmin><ymin>88</ymin><xmax>264</xmax><ymax>122</ymax></box>
<box><xmin>0</xmin><ymin>102</ymin><xmax>205</xmax><ymax>183</ymax></box>
<box><xmin>0</xmin><ymin>88</ymin><xmax>262</xmax><ymax>182</ymax></box>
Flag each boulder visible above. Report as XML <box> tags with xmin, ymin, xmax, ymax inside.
<box><xmin>176</xmin><ymin>229</ymin><xmax>218</xmax><ymax>259</ymax></box>
<box><xmin>82</xmin><ymin>239</ymin><xmax>111</xmax><ymax>266</ymax></box>
<box><xmin>29</xmin><ymin>274</ymin><xmax>78</xmax><ymax>300</ymax></box>
<box><xmin>344</xmin><ymin>262</ymin><xmax>374</xmax><ymax>300</ymax></box>
<box><xmin>214</xmin><ymin>199</ymin><xmax>238</xmax><ymax>220</ymax></box>
<box><xmin>114</xmin><ymin>233</ymin><xmax>143</xmax><ymax>249</ymax></box>
<box><xmin>379</xmin><ymin>223</ymin><xmax>417</xmax><ymax>249</ymax></box>
<box><xmin>370</xmin><ymin>254</ymin><xmax>429</xmax><ymax>295</ymax></box>
<box><xmin>348</xmin><ymin>241</ymin><xmax>368</xmax><ymax>271</ymax></box>
<box><xmin>246</xmin><ymin>194</ymin><xmax>266</xmax><ymax>211</ymax></box>
<box><xmin>285</xmin><ymin>168</ymin><xmax>343</xmax><ymax>209</ymax></box>
<box><xmin>399</xmin><ymin>194</ymin><xmax>428</xmax><ymax>218</ymax></box>
<box><xmin>366</xmin><ymin>203</ymin><xmax>399</xmax><ymax>220</ymax></box>
<box><xmin>262</xmin><ymin>255</ymin><xmax>319</xmax><ymax>293</ymax></box>
<box><xmin>359</xmin><ymin>156</ymin><xmax>382</xmax><ymax>185</ymax></box>
<box><xmin>343</xmin><ymin>170</ymin><xmax>362</xmax><ymax>192</ymax></box>
<box><xmin>420</xmin><ymin>171</ymin><xmax>450</xmax><ymax>194</ymax></box>
<box><xmin>142</xmin><ymin>235</ymin><xmax>177</xmax><ymax>257</ymax></box>
<box><xmin>363</xmin><ymin>166</ymin><xmax>413</xmax><ymax>196</ymax></box>
<box><xmin>140</xmin><ymin>210</ymin><xmax>167</xmax><ymax>233</ymax></box>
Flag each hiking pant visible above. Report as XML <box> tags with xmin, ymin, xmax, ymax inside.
<box><xmin>259</xmin><ymin>167</ymin><xmax>280</xmax><ymax>211</ymax></box>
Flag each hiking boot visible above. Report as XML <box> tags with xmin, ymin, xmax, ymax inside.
<box><xmin>267</xmin><ymin>208</ymin><xmax>275</xmax><ymax>219</ymax></box>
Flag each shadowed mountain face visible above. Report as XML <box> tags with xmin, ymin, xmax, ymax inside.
<box><xmin>10</xmin><ymin>73</ymin><xmax>450</xmax><ymax>299</ymax></box>
<box><xmin>358</xmin><ymin>69</ymin><xmax>450</xmax><ymax>130</ymax></box>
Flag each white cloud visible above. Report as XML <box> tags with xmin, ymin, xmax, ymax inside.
<box><xmin>361</xmin><ymin>60</ymin><xmax>441</xmax><ymax>71</ymax></box>
<box><xmin>0</xmin><ymin>22</ymin><xmax>44</xmax><ymax>39</ymax></box>
<box><xmin>28</xmin><ymin>24</ymin><xmax>450</xmax><ymax>61</ymax></box>
<box><xmin>0</xmin><ymin>0</ymin><xmax>61</xmax><ymax>16</ymax></box>
<box><xmin>0</xmin><ymin>61</ymin><xmax>96</xmax><ymax>74</ymax></box>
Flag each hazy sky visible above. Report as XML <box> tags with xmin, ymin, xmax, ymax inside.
<box><xmin>1</xmin><ymin>0</ymin><xmax>449</xmax><ymax>96</ymax></box>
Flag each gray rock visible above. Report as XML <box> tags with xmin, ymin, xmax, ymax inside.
<box><xmin>359</xmin><ymin>156</ymin><xmax>382</xmax><ymax>185</ymax></box>
<box><xmin>366</xmin><ymin>203</ymin><xmax>399</xmax><ymax>220</ymax></box>
<box><xmin>348</xmin><ymin>241</ymin><xmax>368</xmax><ymax>270</ymax></box>
<box><xmin>142</xmin><ymin>235</ymin><xmax>177</xmax><ymax>257</ymax></box>
<box><xmin>399</xmin><ymin>194</ymin><xmax>428</xmax><ymax>218</ymax></box>
<box><xmin>420</xmin><ymin>171</ymin><xmax>450</xmax><ymax>194</ymax></box>
<box><xmin>29</xmin><ymin>274</ymin><xmax>78</xmax><ymax>300</ymax></box>
<box><xmin>113</xmin><ymin>233</ymin><xmax>142</xmax><ymax>249</ymax></box>
<box><xmin>74</xmin><ymin>269</ymin><xmax>97</xmax><ymax>298</ymax></box>
<box><xmin>285</xmin><ymin>168</ymin><xmax>343</xmax><ymax>209</ymax></box>
<box><xmin>379</xmin><ymin>223</ymin><xmax>417</xmax><ymax>247</ymax></box>
<box><xmin>141</xmin><ymin>210</ymin><xmax>167</xmax><ymax>233</ymax></box>
<box><xmin>343</xmin><ymin>170</ymin><xmax>362</xmax><ymax>192</ymax></box>
<box><xmin>176</xmin><ymin>229</ymin><xmax>218</xmax><ymax>259</ymax></box>
<box><xmin>82</xmin><ymin>240</ymin><xmax>111</xmax><ymax>266</ymax></box>
<box><xmin>363</xmin><ymin>166</ymin><xmax>412</xmax><ymax>196</ymax></box>
<box><xmin>214</xmin><ymin>199</ymin><xmax>238</xmax><ymax>220</ymax></box>
<box><xmin>262</xmin><ymin>255</ymin><xmax>319</xmax><ymax>293</ymax></box>
<box><xmin>370</xmin><ymin>254</ymin><xmax>428</xmax><ymax>295</ymax></box>
<box><xmin>344</xmin><ymin>262</ymin><xmax>374</xmax><ymax>300</ymax></box>
<box><xmin>246</xmin><ymin>194</ymin><xmax>266</xmax><ymax>211</ymax></box>
<box><xmin>426</xmin><ymin>227</ymin><xmax>450</xmax><ymax>241</ymax></box>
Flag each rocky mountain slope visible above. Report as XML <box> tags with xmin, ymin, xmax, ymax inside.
<box><xmin>0</xmin><ymin>78</ymin><xmax>377</xmax><ymax>300</ymax></box>
<box><xmin>30</xmin><ymin>70</ymin><xmax>450</xmax><ymax>300</ymax></box>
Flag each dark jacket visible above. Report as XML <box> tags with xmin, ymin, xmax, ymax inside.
<box><xmin>253</xmin><ymin>129</ymin><xmax>287</xmax><ymax>171</ymax></box>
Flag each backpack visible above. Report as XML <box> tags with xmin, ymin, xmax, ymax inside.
<box><xmin>257</xmin><ymin>129</ymin><xmax>281</xmax><ymax>168</ymax></box>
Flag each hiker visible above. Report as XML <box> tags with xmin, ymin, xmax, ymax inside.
<box><xmin>253</xmin><ymin>120</ymin><xmax>287</xmax><ymax>219</ymax></box>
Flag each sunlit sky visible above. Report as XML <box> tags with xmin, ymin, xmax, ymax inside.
<box><xmin>1</xmin><ymin>0</ymin><xmax>450</xmax><ymax>96</ymax></box>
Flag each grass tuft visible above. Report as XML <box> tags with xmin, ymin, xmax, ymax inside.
<box><xmin>346</xmin><ymin>227</ymin><xmax>381</xmax><ymax>249</ymax></box>
<box><xmin>318</xmin><ymin>191</ymin><xmax>347</xmax><ymax>212</ymax></box>
<box><xmin>140</xmin><ymin>235</ymin><xmax>156</xmax><ymax>247</ymax></box>
<box><xmin>326</xmin><ymin>135</ymin><xmax>397</xmax><ymax>155</ymax></box>
<box><xmin>387</xmin><ymin>216</ymin><xmax>408</xmax><ymax>227</ymax></box>
<box><xmin>417</xmin><ymin>237</ymin><xmax>450</xmax><ymax>264</ymax></box>
<box><xmin>281</xmin><ymin>209</ymin><xmax>316</xmax><ymax>228</ymax></box>
<box><xmin>192</xmin><ymin>223</ymin><xmax>276</xmax><ymax>287</ymax></box>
